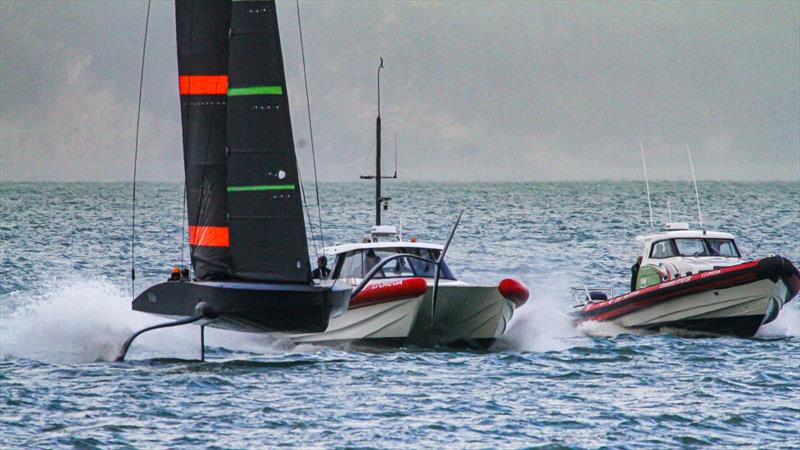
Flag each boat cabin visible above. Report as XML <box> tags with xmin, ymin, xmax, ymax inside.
<box><xmin>318</xmin><ymin>226</ymin><xmax>455</xmax><ymax>282</ymax></box>
<box><xmin>634</xmin><ymin>223</ymin><xmax>744</xmax><ymax>289</ymax></box>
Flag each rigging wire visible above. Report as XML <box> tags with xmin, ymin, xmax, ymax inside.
<box><xmin>685</xmin><ymin>143</ymin><xmax>704</xmax><ymax>229</ymax></box>
<box><xmin>297</xmin><ymin>168</ymin><xmax>320</xmax><ymax>261</ymax></box>
<box><xmin>180</xmin><ymin>185</ymin><xmax>187</xmax><ymax>268</ymax></box>
<box><xmin>639</xmin><ymin>141</ymin><xmax>654</xmax><ymax>231</ymax></box>
<box><xmin>130</xmin><ymin>0</ymin><xmax>152</xmax><ymax>300</ymax></box>
<box><xmin>295</xmin><ymin>0</ymin><xmax>325</xmax><ymax>250</ymax></box>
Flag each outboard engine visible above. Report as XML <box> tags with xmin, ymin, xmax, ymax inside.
<box><xmin>588</xmin><ymin>291</ymin><xmax>608</xmax><ymax>301</ymax></box>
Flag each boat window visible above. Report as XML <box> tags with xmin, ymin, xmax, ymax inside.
<box><xmin>338</xmin><ymin>251</ymin><xmax>364</xmax><ymax>278</ymax></box>
<box><xmin>403</xmin><ymin>248</ymin><xmax>455</xmax><ymax>280</ymax></box>
<box><xmin>368</xmin><ymin>249</ymin><xmax>414</xmax><ymax>278</ymax></box>
<box><xmin>674</xmin><ymin>239</ymin><xmax>709</xmax><ymax>257</ymax></box>
<box><xmin>705</xmin><ymin>239</ymin><xmax>740</xmax><ymax>257</ymax></box>
<box><xmin>649</xmin><ymin>240</ymin><xmax>676</xmax><ymax>259</ymax></box>
<box><xmin>333</xmin><ymin>247</ymin><xmax>456</xmax><ymax>280</ymax></box>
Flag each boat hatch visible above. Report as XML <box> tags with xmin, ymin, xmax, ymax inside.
<box><xmin>368</xmin><ymin>225</ymin><xmax>400</xmax><ymax>242</ymax></box>
<box><xmin>333</xmin><ymin>247</ymin><xmax>455</xmax><ymax>280</ymax></box>
<box><xmin>665</xmin><ymin>222</ymin><xmax>690</xmax><ymax>231</ymax></box>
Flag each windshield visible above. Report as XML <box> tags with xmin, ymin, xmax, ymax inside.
<box><xmin>674</xmin><ymin>239</ymin><xmax>708</xmax><ymax>257</ymax></box>
<box><xmin>650</xmin><ymin>238</ymin><xmax>740</xmax><ymax>258</ymax></box>
<box><xmin>706</xmin><ymin>239</ymin><xmax>740</xmax><ymax>257</ymax></box>
<box><xmin>334</xmin><ymin>247</ymin><xmax>455</xmax><ymax>280</ymax></box>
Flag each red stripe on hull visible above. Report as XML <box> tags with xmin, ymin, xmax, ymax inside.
<box><xmin>350</xmin><ymin>278</ymin><xmax>428</xmax><ymax>310</ymax></box>
<box><xmin>188</xmin><ymin>225</ymin><xmax>229</xmax><ymax>247</ymax></box>
<box><xmin>179</xmin><ymin>75</ymin><xmax>228</xmax><ymax>95</ymax></box>
<box><xmin>584</xmin><ymin>272</ymin><xmax>759</xmax><ymax>323</ymax></box>
<box><xmin>582</xmin><ymin>259</ymin><xmax>761</xmax><ymax>314</ymax></box>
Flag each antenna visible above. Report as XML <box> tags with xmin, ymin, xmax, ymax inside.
<box><xmin>639</xmin><ymin>141</ymin><xmax>654</xmax><ymax>230</ymax></box>
<box><xmin>393</xmin><ymin>132</ymin><xmax>398</xmax><ymax>177</ymax></box>
<box><xmin>685</xmin><ymin>143</ymin><xmax>703</xmax><ymax>229</ymax></box>
<box><xmin>667</xmin><ymin>200</ymin><xmax>672</xmax><ymax>223</ymax></box>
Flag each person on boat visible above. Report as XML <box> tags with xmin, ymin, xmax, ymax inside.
<box><xmin>630</xmin><ymin>256</ymin><xmax>642</xmax><ymax>291</ymax></box>
<box><xmin>312</xmin><ymin>256</ymin><xmax>330</xmax><ymax>279</ymax></box>
<box><xmin>364</xmin><ymin>249</ymin><xmax>387</xmax><ymax>278</ymax></box>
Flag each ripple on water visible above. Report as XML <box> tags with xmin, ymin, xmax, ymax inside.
<box><xmin>1</xmin><ymin>182</ymin><xmax>799</xmax><ymax>448</ymax></box>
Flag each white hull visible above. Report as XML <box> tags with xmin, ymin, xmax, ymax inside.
<box><xmin>617</xmin><ymin>278</ymin><xmax>783</xmax><ymax>331</ymax></box>
<box><xmin>291</xmin><ymin>281</ymin><xmax>515</xmax><ymax>348</ymax></box>
<box><xmin>292</xmin><ymin>296</ymin><xmax>423</xmax><ymax>343</ymax></box>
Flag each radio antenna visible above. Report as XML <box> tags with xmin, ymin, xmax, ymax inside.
<box><xmin>639</xmin><ymin>141</ymin><xmax>654</xmax><ymax>230</ymax></box>
<box><xmin>685</xmin><ymin>143</ymin><xmax>703</xmax><ymax>229</ymax></box>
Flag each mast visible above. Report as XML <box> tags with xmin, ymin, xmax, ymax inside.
<box><xmin>360</xmin><ymin>57</ymin><xmax>396</xmax><ymax>226</ymax></box>
<box><xmin>376</xmin><ymin>58</ymin><xmax>383</xmax><ymax>226</ymax></box>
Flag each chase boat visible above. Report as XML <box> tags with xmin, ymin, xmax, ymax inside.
<box><xmin>290</xmin><ymin>57</ymin><xmax>529</xmax><ymax>349</ymax></box>
<box><xmin>574</xmin><ymin>223</ymin><xmax>800</xmax><ymax>337</ymax></box>
<box><xmin>291</xmin><ymin>226</ymin><xmax>530</xmax><ymax>349</ymax></box>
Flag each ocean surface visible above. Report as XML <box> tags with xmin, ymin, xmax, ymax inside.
<box><xmin>1</xmin><ymin>181</ymin><xmax>798</xmax><ymax>448</ymax></box>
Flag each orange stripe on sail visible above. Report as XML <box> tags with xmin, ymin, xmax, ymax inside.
<box><xmin>179</xmin><ymin>75</ymin><xmax>228</xmax><ymax>95</ymax></box>
<box><xmin>188</xmin><ymin>226</ymin><xmax>229</xmax><ymax>247</ymax></box>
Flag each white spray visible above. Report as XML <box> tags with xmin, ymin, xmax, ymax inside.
<box><xmin>0</xmin><ymin>279</ymin><xmax>300</xmax><ymax>364</ymax></box>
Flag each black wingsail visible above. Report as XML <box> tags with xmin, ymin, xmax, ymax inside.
<box><xmin>176</xmin><ymin>0</ymin><xmax>232</xmax><ymax>280</ymax></box>
<box><xmin>177</xmin><ymin>0</ymin><xmax>311</xmax><ymax>283</ymax></box>
<box><xmin>226</xmin><ymin>0</ymin><xmax>311</xmax><ymax>283</ymax></box>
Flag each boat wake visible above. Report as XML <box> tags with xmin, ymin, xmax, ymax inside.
<box><xmin>3</xmin><ymin>278</ymin><xmax>796</xmax><ymax>364</ymax></box>
<box><xmin>501</xmin><ymin>277</ymin><xmax>586</xmax><ymax>352</ymax></box>
<box><xmin>0</xmin><ymin>279</ymin><xmax>300</xmax><ymax>364</ymax></box>
<box><xmin>756</xmin><ymin>299</ymin><xmax>800</xmax><ymax>338</ymax></box>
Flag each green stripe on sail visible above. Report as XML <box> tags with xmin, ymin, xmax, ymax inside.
<box><xmin>227</xmin><ymin>86</ymin><xmax>283</xmax><ymax>96</ymax></box>
<box><xmin>227</xmin><ymin>184</ymin><xmax>296</xmax><ymax>192</ymax></box>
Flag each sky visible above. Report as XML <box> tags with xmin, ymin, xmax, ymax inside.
<box><xmin>1</xmin><ymin>0</ymin><xmax>798</xmax><ymax>182</ymax></box>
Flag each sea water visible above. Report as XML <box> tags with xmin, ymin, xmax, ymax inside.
<box><xmin>1</xmin><ymin>181</ymin><xmax>798</xmax><ymax>448</ymax></box>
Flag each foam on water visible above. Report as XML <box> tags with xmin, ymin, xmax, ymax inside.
<box><xmin>1</xmin><ymin>182</ymin><xmax>798</xmax><ymax>448</ymax></box>
<box><xmin>757</xmin><ymin>301</ymin><xmax>800</xmax><ymax>338</ymax></box>
<box><xmin>0</xmin><ymin>279</ymin><xmax>304</xmax><ymax>363</ymax></box>
<box><xmin>3</xmin><ymin>277</ymin><xmax>796</xmax><ymax>364</ymax></box>
<box><xmin>502</xmin><ymin>274</ymin><xmax>585</xmax><ymax>352</ymax></box>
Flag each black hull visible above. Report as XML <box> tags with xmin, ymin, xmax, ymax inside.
<box><xmin>576</xmin><ymin>255</ymin><xmax>800</xmax><ymax>338</ymax></box>
<box><xmin>133</xmin><ymin>281</ymin><xmax>350</xmax><ymax>333</ymax></box>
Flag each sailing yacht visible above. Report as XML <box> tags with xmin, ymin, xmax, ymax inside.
<box><xmin>118</xmin><ymin>0</ymin><xmax>350</xmax><ymax>360</ymax></box>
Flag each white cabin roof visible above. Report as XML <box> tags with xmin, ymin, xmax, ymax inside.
<box><xmin>323</xmin><ymin>240</ymin><xmax>443</xmax><ymax>256</ymax></box>
<box><xmin>636</xmin><ymin>229</ymin><xmax>736</xmax><ymax>242</ymax></box>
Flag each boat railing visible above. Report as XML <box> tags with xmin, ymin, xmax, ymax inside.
<box><xmin>570</xmin><ymin>286</ymin><xmax>616</xmax><ymax>307</ymax></box>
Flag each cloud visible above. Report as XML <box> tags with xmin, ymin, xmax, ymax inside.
<box><xmin>1</xmin><ymin>0</ymin><xmax>798</xmax><ymax>182</ymax></box>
